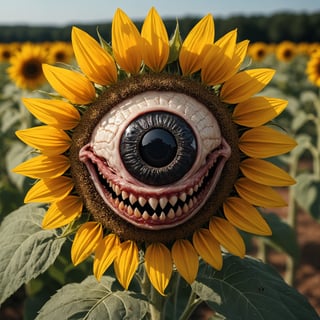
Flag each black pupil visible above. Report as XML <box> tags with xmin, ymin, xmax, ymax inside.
<box><xmin>140</xmin><ymin>128</ymin><xmax>177</xmax><ymax>167</ymax></box>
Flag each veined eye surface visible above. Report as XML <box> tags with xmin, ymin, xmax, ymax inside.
<box><xmin>79</xmin><ymin>90</ymin><xmax>231</xmax><ymax>230</ymax></box>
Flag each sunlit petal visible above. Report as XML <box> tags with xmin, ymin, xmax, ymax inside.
<box><xmin>24</xmin><ymin>176</ymin><xmax>74</xmax><ymax>203</ymax></box>
<box><xmin>239</xmin><ymin>126</ymin><xmax>297</xmax><ymax>158</ymax></box>
<box><xmin>12</xmin><ymin>154</ymin><xmax>69</xmax><ymax>179</ymax></box>
<box><xmin>193</xmin><ymin>229</ymin><xmax>222</xmax><ymax>270</ymax></box>
<box><xmin>209</xmin><ymin>217</ymin><xmax>245</xmax><ymax>258</ymax></box>
<box><xmin>215</xmin><ymin>29</ymin><xmax>237</xmax><ymax>59</ymax></box>
<box><xmin>72</xmin><ymin>27</ymin><xmax>117</xmax><ymax>85</ymax></box>
<box><xmin>233</xmin><ymin>40</ymin><xmax>249</xmax><ymax>70</ymax></box>
<box><xmin>233</xmin><ymin>97</ymin><xmax>288</xmax><ymax>127</ymax></box>
<box><xmin>220</xmin><ymin>68</ymin><xmax>275</xmax><ymax>104</ymax></box>
<box><xmin>114</xmin><ymin>240</ymin><xmax>139</xmax><ymax>290</ymax></box>
<box><xmin>145</xmin><ymin>242</ymin><xmax>172</xmax><ymax>296</ymax></box>
<box><xmin>94</xmin><ymin>234</ymin><xmax>120</xmax><ymax>281</ymax></box>
<box><xmin>112</xmin><ymin>8</ymin><xmax>142</xmax><ymax>74</ymax></box>
<box><xmin>171</xmin><ymin>239</ymin><xmax>198</xmax><ymax>284</ymax></box>
<box><xmin>42</xmin><ymin>195</ymin><xmax>83</xmax><ymax>229</ymax></box>
<box><xmin>179</xmin><ymin>14</ymin><xmax>214</xmax><ymax>75</ymax></box>
<box><xmin>22</xmin><ymin>98</ymin><xmax>80</xmax><ymax>130</ymax></box>
<box><xmin>71</xmin><ymin>221</ymin><xmax>103</xmax><ymax>266</ymax></box>
<box><xmin>240</xmin><ymin>158</ymin><xmax>295</xmax><ymax>186</ymax></box>
<box><xmin>42</xmin><ymin>64</ymin><xmax>96</xmax><ymax>104</ymax></box>
<box><xmin>16</xmin><ymin>126</ymin><xmax>71</xmax><ymax>156</ymax></box>
<box><xmin>224</xmin><ymin>197</ymin><xmax>272</xmax><ymax>235</ymax></box>
<box><xmin>235</xmin><ymin>177</ymin><xmax>287</xmax><ymax>207</ymax></box>
<box><xmin>141</xmin><ymin>7</ymin><xmax>169</xmax><ymax>72</ymax></box>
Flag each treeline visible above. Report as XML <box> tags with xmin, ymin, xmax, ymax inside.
<box><xmin>0</xmin><ymin>11</ymin><xmax>319</xmax><ymax>44</ymax></box>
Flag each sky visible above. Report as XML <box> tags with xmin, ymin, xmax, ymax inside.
<box><xmin>0</xmin><ymin>0</ymin><xmax>319</xmax><ymax>26</ymax></box>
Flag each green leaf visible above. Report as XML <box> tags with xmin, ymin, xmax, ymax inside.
<box><xmin>193</xmin><ymin>255</ymin><xmax>318</xmax><ymax>320</ymax></box>
<box><xmin>295</xmin><ymin>173</ymin><xmax>320</xmax><ymax>221</ymax></box>
<box><xmin>36</xmin><ymin>276</ymin><xmax>149</xmax><ymax>320</ymax></box>
<box><xmin>168</xmin><ymin>20</ymin><xmax>182</xmax><ymax>64</ymax></box>
<box><xmin>262</xmin><ymin>212</ymin><xmax>299</xmax><ymax>260</ymax></box>
<box><xmin>0</xmin><ymin>203</ymin><xmax>65</xmax><ymax>304</ymax></box>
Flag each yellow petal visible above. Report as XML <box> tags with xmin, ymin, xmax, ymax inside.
<box><xmin>171</xmin><ymin>239</ymin><xmax>198</xmax><ymax>284</ymax></box>
<box><xmin>209</xmin><ymin>217</ymin><xmax>245</xmax><ymax>258</ymax></box>
<box><xmin>235</xmin><ymin>177</ymin><xmax>287</xmax><ymax>207</ymax></box>
<box><xmin>112</xmin><ymin>8</ymin><xmax>142</xmax><ymax>74</ymax></box>
<box><xmin>16</xmin><ymin>126</ymin><xmax>71</xmax><ymax>156</ymax></box>
<box><xmin>239</xmin><ymin>126</ymin><xmax>297</xmax><ymax>158</ymax></box>
<box><xmin>114</xmin><ymin>240</ymin><xmax>139</xmax><ymax>290</ymax></box>
<box><xmin>72</xmin><ymin>27</ymin><xmax>117</xmax><ymax>85</ymax></box>
<box><xmin>145</xmin><ymin>242</ymin><xmax>172</xmax><ymax>296</ymax></box>
<box><xmin>240</xmin><ymin>158</ymin><xmax>295</xmax><ymax>186</ymax></box>
<box><xmin>223</xmin><ymin>197</ymin><xmax>272</xmax><ymax>235</ymax></box>
<box><xmin>179</xmin><ymin>14</ymin><xmax>214</xmax><ymax>75</ymax></box>
<box><xmin>201</xmin><ymin>44</ymin><xmax>237</xmax><ymax>85</ymax></box>
<box><xmin>215</xmin><ymin>29</ymin><xmax>237</xmax><ymax>59</ymax></box>
<box><xmin>233</xmin><ymin>97</ymin><xmax>288</xmax><ymax>127</ymax></box>
<box><xmin>141</xmin><ymin>7</ymin><xmax>169</xmax><ymax>72</ymax></box>
<box><xmin>193</xmin><ymin>229</ymin><xmax>222</xmax><ymax>270</ymax></box>
<box><xmin>42</xmin><ymin>64</ymin><xmax>96</xmax><ymax>104</ymax></box>
<box><xmin>22</xmin><ymin>98</ymin><xmax>80</xmax><ymax>130</ymax></box>
<box><xmin>12</xmin><ymin>154</ymin><xmax>69</xmax><ymax>179</ymax></box>
<box><xmin>94</xmin><ymin>234</ymin><xmax>120</xmax><ymax>281</ymax></box>
<box><xmin>71</xmin><ymin>221</ymin><xmax>103</xmax><ymax>266</ymax></box>
<box><xmin>233</xmin><ymin>40</ymin><xmax>249</xmax><ymax>70</ymax></box>
<box><xmin>24</xmin><ymin>176</ymin><xmax>74</xmax><ymax>203</ymax></box>
<box><xmin>42</xmin><ymin>195</ymin><xmax>83</xmax><ymax>229</ymax></box>
<box><xmin>220</xmin><ymin>69</ymin><xmax>275</xmax><ymax>104</ymax></box>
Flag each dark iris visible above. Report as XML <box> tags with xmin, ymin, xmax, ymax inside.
<box><xmin>140</xmin><ymin>128</ymin><xmax>177</xmax><ymax>167</ymax></box>
<box><xmin>120</xmin><ymin>111</ymin><xmax>197</xmax><ymax>186</ymax></box>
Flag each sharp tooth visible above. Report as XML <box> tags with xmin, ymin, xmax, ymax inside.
<box><xmin>127</xmin><ymin>206</ymin><xmax>133</xmax><ymax>215</ymax></box>
<box><xmin>159</xmin><ymin>212</ymin><xmax>166</xmax><ymax>221</ymax></box>
<box><xmin>138</xmin><ymin>196</ymin><xmax>147</xmax><ymax>207</ymax></box>
<box><xmin>194</xmin><ymin>184</ymin><xmax>199</xmax><ymax>193</ymax></box>
<box><xmin>129</xmin><ymin>194</ymin><xmax>137</xmax><ymax>205</ymax></box>
<box><xmin>114</xmin><ymin>185</ymin><xmax>121</xmax><ymax>196</ymax></box>
<box><xmin>119</xmin><ymin>201</ymin><xmax>125</xmax><ymax>210</ymax></box>
<box><xmin>179</xmin><ymin>192</ymin><xmax>187</xmax><ymax>202</ymax></box>
<box><xmin>169</xmin><ymin>195</ymin><xmax>178</xmax><ymax>207</ymax></box>
<box><xmin>134</xmin><ymin>208</ymin><xmax>141</xmax><ymax>218</ymax></box>
<box><xmin>182</xmin><ymin>203</ymin><xmax>189</xmax><ymax>213</ymax></box>
<box><xmin>148</xmin><ymin>197</ymin><xmax>158</xmax><ymax>210</ymax></box>
<box><xmin>122</xmin><ymin>191</ymin><xmax>128</xmax><ymax>200</ymax></box>
<box><xmin>152</xmin><ymin>213</ymin><xmax>158</xmax><ymax>220</ymax></box>
<box><xmin>187</xmin><ymin>188</ymin><xmax>193</xmax><ymax>196</ymax></box>
<box><xmin>142</xmin><ymin>211</ymin><xmax>149</xmax><ymax>220</ymax></box>
<box><xmin>188</xmin><ymin>198</ymin><xmax>194</xmax><ymax>208</ymax></box>
<box><xmin>167</xmin><ymin>209</ymin><xmax>175</xmax><ymax>219</ymax></box>
<box><xmin>176</xmin><ymin>206</ymin><xmax>182</xmax><ymax>216</ymax></box>
<box><xmin>159</xmin><ymin>197</ymin><xmax>168</xmax><ymax>209</ymax></box>
<box><xmin>114</xmin><ymin>198</ymin><xmax>120</xmax><ymax>206</ymax></box>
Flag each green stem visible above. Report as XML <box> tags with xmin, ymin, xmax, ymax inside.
<box><xmin>179</xmin><ymin>291</ymin><xmax>202</xmax><ymax>320</ymax></box>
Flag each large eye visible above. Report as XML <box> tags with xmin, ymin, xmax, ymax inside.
<box><xmin>79</xmin><ymin>89</ymin><xmax>231</xmax><ymax>230</ymax></box>
<box><xmin>120</xmin><ymin>111</ymin><xmax>197</xmax><ymax>185</ymax></box>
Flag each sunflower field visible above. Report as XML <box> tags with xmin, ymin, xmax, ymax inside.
<box><xmin>0</xmin><ymin>8</ymin><xmax>320</xmax><ymax>320</ymax></box>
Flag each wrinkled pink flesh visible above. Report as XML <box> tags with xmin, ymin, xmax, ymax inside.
<box><xmin>79</xmin><ymin>138</ymin><xmax>231</xmax><ymax>230</ymax></box>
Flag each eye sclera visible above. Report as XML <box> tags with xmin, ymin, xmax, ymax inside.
<box><xmin>91</xmin><ymin>91</ymin><xmax>222</xmax><ymax>189</ymax></box>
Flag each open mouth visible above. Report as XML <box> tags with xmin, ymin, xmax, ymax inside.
<box><xmin>79</xmin><ymin>138</ymin><xmax>231</xmax><ymax>230</ymax></box>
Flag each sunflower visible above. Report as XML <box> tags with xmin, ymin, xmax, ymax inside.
<box><xmin>47</xmin><ymin>41</ymin><xmax>74</xmax><ymax>64</ymax></box>
<box><xmin>275</xmin><ymin>40</ymin><xmax>297</xmax><ymax>62</ymax></box>
<box><xmin>13</xmin><ymin>7</ymin><xmax>296</xmax><ymax>295</ymax></box>
<box><xmin>306</xmin><ymin>49</ymin><xmax>320</xmax><ymax>87</ymax></box>
<box><xmin>247</xmin><ymin>42</ymin><xmax>269</xmax><ymax>62</ymax></box>
<box><xmin>7</xmin><ymin>42</ymin><xmax>49</xmax><ymax>90</ymax></box>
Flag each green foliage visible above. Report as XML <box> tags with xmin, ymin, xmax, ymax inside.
<box><xmin>36</xmin><ymin>276</ymin><xmax>149</xmax><ymax>320</ymax></box>
<box><xmin>0</xmin><ymin>12</ymin><xmax>319</xmax><ymax>43</ymax></box>
<box><xmin>0</xmin><ymin>203</ymin><xmax>66</xmax><ymax>305</ymax></box>
<box><xmin>193</xmin><ymin>255</ymin><xmax>319</xmax><ymax>320</ymax></box>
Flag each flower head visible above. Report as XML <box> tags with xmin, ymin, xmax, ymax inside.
<box><xmin>14</xmin><ymin>8</ymin><xmax>296</xmax><ymax>296</ymax></box>
<box><xmin>306</xmin><ymin>49</ymin><xmax>320</xmax><ymax>87</ymax></box>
